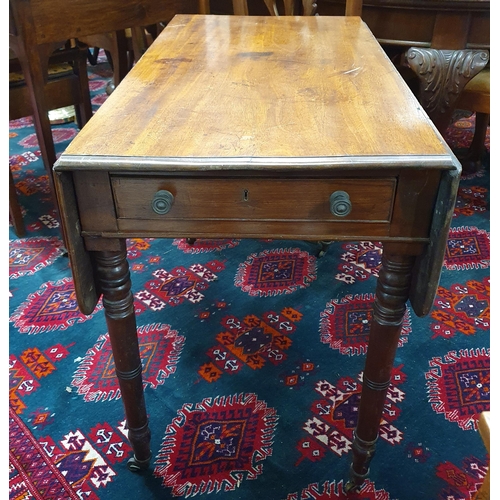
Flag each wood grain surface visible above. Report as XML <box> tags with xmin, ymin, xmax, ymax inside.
<box><xmin>62</xmin><ymin>15</ymin><xmax>451</xmax><ymax>164</ymax></box>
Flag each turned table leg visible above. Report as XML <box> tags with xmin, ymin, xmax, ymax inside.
<box><xmin>94</xmin><ymin>242</ymin><xmax>152</xmax><ymax>471</ymax></box>
<box><xmin>345</xmin><ymin>251</ymin><xmax>415</xmax><ymax>491</ymax></box>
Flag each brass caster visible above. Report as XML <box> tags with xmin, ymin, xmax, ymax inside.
<box><xmin>317</xmin><ymin>240</ymin><xmax>332</xmax><ymax>258</ymax></box>
<box><xmin>344</xmin><ymin>462</ymin><xmax>370</xmax><ymax>494</ymax></box>
<box><xmin>127</xmin><ymin>454</ymin><xmax>150</xmax><ymax>472</ymax></box>
<box><xmin>343</xmin><ymin>480</ymin><xmax>362</xmax><ymax>494</ymax></box>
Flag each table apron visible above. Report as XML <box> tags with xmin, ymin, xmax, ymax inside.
<box><xmin>71</xmin><ymin>169</ymin><xmax>442</xmax><ymax>243</ymax></box>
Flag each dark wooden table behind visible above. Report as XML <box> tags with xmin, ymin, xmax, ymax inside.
<box><xmin>207</xmin><ymin>0</ymin><xmax>489</xmax><ymax>50</ymax></box>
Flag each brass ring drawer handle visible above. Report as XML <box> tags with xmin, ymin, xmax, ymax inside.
<box><xmin>330</xmin><ymin>190</ymin><xmax>352</xmax><ymax>217</ymax></box>
<box><xmin>151</xmin><ymin>190</ymin><xmax>174</xmax><ymax>214</ymax></box>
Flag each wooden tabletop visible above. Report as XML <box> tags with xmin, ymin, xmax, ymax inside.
<box><xmin>60</xmin><ymin>14</ymin><xmax>453</xmax><ymax>169</ymax></box>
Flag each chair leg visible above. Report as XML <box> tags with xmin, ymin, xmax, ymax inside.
<box><xmin>460</xmin><ymin>112</ymin><xmax>489</xmax><ymax>175</ymax></box>
<box><xmin>15</xmin><ymin>46</ymin><xmax>58</xmax><ymax>190</ymax></box>
<box><xmin>102</xmin><ymin>31</ymin><xmax>131</xmax><ymax>92</ymax></box>
<box><xmin>80</xmin><ymin>31</ymin><xmax>130</xmax><ymax>94</ymax></box>
<box><xmin>87</xmin><ymin>47</ymin><xmax>100</xmax><ymax>65</ymax></box>
<box><xmin>73</xmin><ymin>45</ymin><xmax>93</xmax><ymax>129</ymax></box>
<box><xmin>13</xmin><ymin>44</ymin><xmax>71</xmax><ymax>233</ymax></box>
<box><xmin>104</xmin><ymin>31</ymin><xmax>131</xmax><ymax>94</ymax></box>
<box><xmin>9</xmin><ymin>168</ymin><xmax>26</xmax><ymax>237</ymax></box>
<box><xmin>198</xmin><ymin>0</ymin><xmax>211</xmax><ymax>13</ymax></box>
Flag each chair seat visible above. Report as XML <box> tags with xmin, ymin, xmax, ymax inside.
<box><xmin>9</xmin><ymin>62</ymin><xmax>74</xmax><ymax>86</ymax></box>
<box><xmin>456</xmin><ymin>67</ymin><xmax>490</xmax><ymax>114</ymax></box>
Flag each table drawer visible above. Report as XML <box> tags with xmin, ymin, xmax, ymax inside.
<box><xmin>111</xmin><ymin>176</ymin><xmax>396</xmax><ymax>223</ymax></box>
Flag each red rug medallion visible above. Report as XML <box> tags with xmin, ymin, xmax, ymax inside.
<box><xmin>72</xmin><ymin>323</ymin><xmax>185</xmax><ymax>402</ymax></box>
<box><xmin>135</xmin><ymin>261</ymin><xmax>225</xmax><ymax>311</ymax></box>
<box><xmin>235</xmin><ymin>248</ymin><xmax>317</xmax><ymax>297</ymax></box>
<box><xmin>9</xmin><ymin>236</ymin><xmax>64</xmax><ymax>279</ymax></box>
<box><xmin>430</xmin><ymin>277</ymin><xmax>490</xmax><ymax>339</ymax></box>
<box><xmin>295</xmin><ymin>366</ymin><xmax>406</xmax><ymax>465</ymax></box>
<box><xmin>426</xmin><ymin>348</ymin><xmax>490</xmax><ymax>430</ymax></box>
<box><xmin>10</xmin><ymin>278</ymin><xmax>100</xmax><ymax>334</ymax></box>
<box><xmin>320</xmin><ymin>294</ymin><xmax>411</xmax><ymax>355</ymax></box>
<box><xmin>198</xmin><ymin>307</ymin><xmax>303</xmax><ymax>382</ymax></box>
<box><xmin>335</xmin><ymin>241</ymin><xmax>382</xmax><ymax>284</ymax></box>
<box><xmin>444</xmin><ymin>226</ymin><xmax>489</xmax><ymax>270</ymax></box>
<box><xmin>154</xmin><ymin>393</ymin><xmax>278</xmax><ymax>497</ymax></box>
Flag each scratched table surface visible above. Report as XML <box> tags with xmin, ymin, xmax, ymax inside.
<box><xmin>62</xmin><ymin>14</ymin><xmax>451</xmax><ymax>165</ymax></box>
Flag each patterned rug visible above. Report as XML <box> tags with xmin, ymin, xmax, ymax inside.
<box><xmin>9</xmin><ymin>51</ymin><xmax>490</xmax><ymax>499</ymax></box>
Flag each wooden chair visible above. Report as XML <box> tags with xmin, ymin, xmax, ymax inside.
<box><xmin>78</xmin><ymin>0</ymin><xmax>196</xmax><ymax>93</ymax></box>
<box><xmin>454</xmin><ymin>67</ymin><xmax>490</xmax><ymax>174</ymax></box>
<box><xmin>9</xmin><ymin>0</ymin><xmax>216</xmax><ymax>236</ymax></box>
<box><xmin>9</xmin><ymin>43</ymin><xmax>91</xmax><ymax>237</ymax></box>
<box><xmin>80</xmin><ymin>30</ymin><xmax>131</xmax><ymax>94</ymax></box>
<box><xmin>9</xmin><ymin>0</ymin><xmax>93</xmax><ymax>226</ymax></box>
<box><xmin>80</xmin><ymin>26</ymin><xmax>163</xmax><ymax>94</ymax></box>
<box><xmin>199</xmin><ymin>0</ymin><xmax>320</xmax><ymax>15</ymax></box>
<box><xmin>9</xmin><ymin>45</ymin><xmax>92</xmax><ymax>129</ymax></box>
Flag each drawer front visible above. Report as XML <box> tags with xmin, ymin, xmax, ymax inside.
<box><xmin>111</xmin><ymin>177</ymin><xmax>396</xmax><ymax>223</ymax></box>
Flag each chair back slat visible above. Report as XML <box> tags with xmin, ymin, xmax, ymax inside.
<box><xmin>201</xmin><ymin>0</ymin><xmax>362</xmax><ymax>17</ymax></box>
<box><xmin>232</xmin><ymin>0</ymin><xmax>249</xmax><ymax>15</ymax></box>
<box><xmin>22</xmin><ymin>0</ymin><xmax>188</xmax><ymax>45</ymax></box>
<box><xmin>345</xmin><ymin>0</ymin><xmax>363</xmax><ymax>16</ymax></box>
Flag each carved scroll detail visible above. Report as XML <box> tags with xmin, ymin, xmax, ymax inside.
<box><xmin>405</xmin><ymin>48</ymin><xmax>489</xmax><ymax>132</ymax></box>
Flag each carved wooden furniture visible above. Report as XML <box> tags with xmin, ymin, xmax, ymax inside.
<box><xmin>321</xmin><ymin>0</ymin><xmax>491</xmax><ymax>164</ymax></box>
<box><xmin>351</xmin><ymin>0</ymin><xmax>490</xmax><ymax>136</ymax></box>
<box><xmin>80</xmin><ymin>25</ymin><xmax>164</xmax><ymax>94</ymax></box>
<box><xmin>75</xmin><ymin>0</ymin><xmax>198</xmax><ymax>91</ymax></box>
<box><xmin>405</xmin><ymin>47</ymin><xmax>489</xmax><ymax>135</ymax></box>
<box><xmin>54</xmin><ymin>14</ymin><xmax>461</xmax><ymax>490</ymax></box>
<box><xmin>9</xmin><ymin>0</ymin><xmax>94</xmax><ymax>217</ymax></box>
<box><xmin>315</xmin><ymin>0</ymin><xmax>489</xmax><ymax>50</ymax></box>
<box><xmin>327</xmin><ymin>0</ymin><xmax>491</xmax><ymax>135</ymax></box>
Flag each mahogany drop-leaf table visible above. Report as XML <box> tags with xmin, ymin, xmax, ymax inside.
<box><xmin>54</xmin><ymin>14</ymin><xmax>460</xmax><ymax>491</ymax></box>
